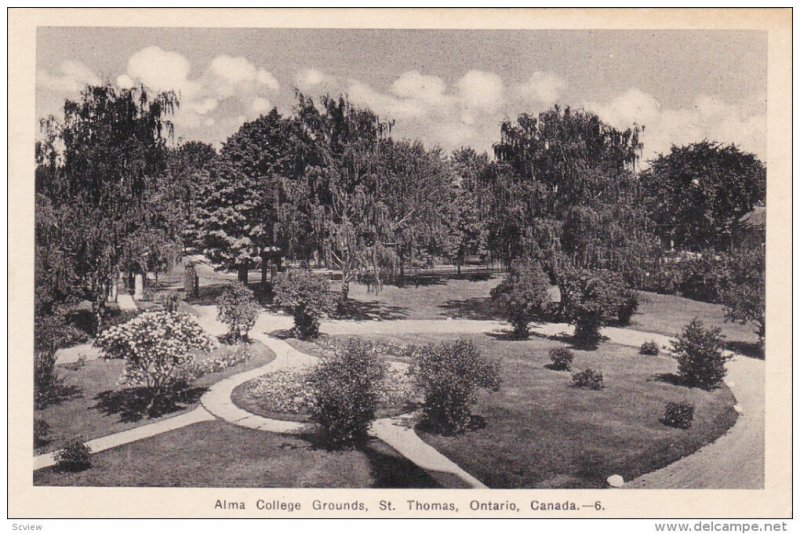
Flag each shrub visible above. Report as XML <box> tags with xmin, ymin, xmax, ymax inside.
<box><xmin>662</xmin><ymin>401</ymin><xmax>695</xmax><ymax>429</ymax></box>
<box><xmin>95</xmin><ymin>311</ymin><xmax>216</xmax><ymax>414</ymax></box>
<box><xmin>560</xmin><ymin>267</ymin><xmax>626</xmax><ymax>344</ymax></box>
<box><xmin>549</xmin><ymin>347</ymin><xmax>574</xmax><ymax>370</ymax></box>
<box><xmin>671</xmin><ymin>318</ymin><xmax>730</xmax><ymax>389</ymax></box>
<box><xmin>34</xmin><ymin>312</ymin><xmax>87</xmax><ymax>409</ymax></box>
<box><xmin>307</xmin><ymin>340</ymin><xmax>385</xmax><ymax>447</ymax></box>
<box><xmin>413</xmin><ymin>339</ymin><xmax>501</xmax><ymax>434</ymax></box>
<box><xmin>490</xmin><ymin>260</ymin><xmax>552</xmax><ymax>338</ymax></box>
<box><xmin>721</xmin><ymin>245</ymin><xmax>765</xmax><ymax>348</ymax></box>
<box><xmin>617</xmin><ymin>289</ymin><xmax>639</xmax><ymax>326</ymax></box>
<box><xmin>273</xmin><ymin>270</ymin><xmax>334</xmax><ymax>339</ymax></box>
<box><xmin>216</xmin><ymin>283</ymin><xmax>259</xmax><ymax>341</ymax></box>
<box><xmin>572</xmin><ymin>368</ymin><xmax>604</xmax><ymax>390</ymax></box>
<box><xmin>640</xmin><ymin>341</ymin><xmax>660</xmax><ymax>356</ymax></box>
<box><xmin>54</xmin><ymin>439</ymin><xmax>92</xmax><ymax>472</ymax></box>
<box><xmin>34</xmin><ymin>351</ymin><xmax>60</xmax><ymax>410</ymax></box>
<box><xmin>34</xmin><ymin>419</ymin><xmax>50</xmax><ymax>449</ymax></box>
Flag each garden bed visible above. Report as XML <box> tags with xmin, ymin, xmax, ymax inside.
<box><xmin>230</xmin><ymin>344</ymin><xmax>418</xmax><ymax>422</ymax></box>
<box><xmin>313</xmin><ymin>332</ymin><xmax>738</xmax><ymax>489</ymax></box>
<box><xmin>34</xmin><ymin>340</ymin><xmax>276</xmax><ymax>454</ymax></box>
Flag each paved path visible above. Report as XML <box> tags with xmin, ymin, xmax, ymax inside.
<box><xmin>196</xmin><ymin>310</ymin><xmax>489</xmax><ymax>488</ymax></box>
<box><xmin>116</xmin><ymin>293</ymin><xmax>138</xmax><ymax>313</ymax></box>
<box><xmin>627</xmin><ymin>354</ymin><xmax>764</xmax><ymax>489</ymax></box>
<box><xmin>34</xmin><ymin>406</ymin><xmax>215</xmax><ymax>470</ymax></box>
<box><xmin>38</xmin><ymin>305</ymin><xmax>764</xmax><ymax>489</ymax></box>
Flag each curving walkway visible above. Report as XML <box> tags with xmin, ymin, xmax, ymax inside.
<box><xmin>36</xmin><ymin>306</ymin><xmax>763</xmax><ymax>489</ymax></box>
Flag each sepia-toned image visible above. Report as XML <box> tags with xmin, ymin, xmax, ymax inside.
<box><xmin>8</xmin><ymin>7</ymin><xmax>792</xmax><ymax>520</ymax></box>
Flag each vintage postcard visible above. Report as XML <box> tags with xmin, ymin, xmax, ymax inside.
<box><xmin>7</xmin><ymin>7</ymin><xmax>792</xmax><ymax>520</ymax></box>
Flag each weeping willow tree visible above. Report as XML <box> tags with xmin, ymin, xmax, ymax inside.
<box><xmin>36</xmin><ymin>84</ymin><xmax>179</xmax><ymax>332</ymax></box>
<box><xmin>485</xmin><ymin>105</ymin><xmax>659</xmax><ymax>285</ymax></box>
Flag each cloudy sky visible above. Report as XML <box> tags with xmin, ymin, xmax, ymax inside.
<box><xmin>37</xmin><ymin>27</ymin><xmax>767</xmax><ymax>162</ymax></box>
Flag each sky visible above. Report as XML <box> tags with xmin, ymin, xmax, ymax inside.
<box><xmin>37</xmin><ymin>27</ymin><xmax>768</xmax><ymax>163</ymax></box>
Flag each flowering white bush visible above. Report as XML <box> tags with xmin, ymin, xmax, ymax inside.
<box><xmin>95</xmin><ymin>311</ymin><xmax>216</xmax><ymax>411</ymax></box>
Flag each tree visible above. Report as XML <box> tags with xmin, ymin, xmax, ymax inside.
<box><xmin>721</xmin><ymin>244</ymin><xmax>765</xmax><ymax>347</ymax></box>
<box><xmin>671</xmin><ymin>318</ymin><xmax>731</xmax><ymax>389</ymax></box>
<box><xmin>640</xmin><ymin>141</ymin><xmax>766</xmax><ymax>251</ymax></box>
<box><xmin>490</xmin><ymin>259</ymin><xmax>552</xmax><ymax>338</ymax></box>
<box><xmin>290</xmin><ymin>93</ymin><xmax>394</xmax><ymax>306</ymax></box>
<box><xmin>197</xmin><ymin>109</ymin><xmax>303</xmax><ymax>284</ymax></box>
<box><xmin>448</xmin><ymin>148</ymin><xmax>490</xmax><ymax>274</ymax></box>
<box><xmin>36</xmin><ymin>84</ymin><xmax>179</xmax><ymax>332</ymax></box>
<box><xmin>485</xmin><ymin>105</ymin><xmax>658</xmax><ymax>284</ymax></box>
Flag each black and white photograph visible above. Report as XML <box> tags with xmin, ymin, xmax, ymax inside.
<box><xmin>8</xmin><ymin>7</ymin><xmax>792</xmax><ymax>521</ymax></box>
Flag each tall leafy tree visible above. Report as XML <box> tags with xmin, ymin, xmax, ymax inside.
<box><xmin>640</xmin><ymin>141</ymin><xmax>766</xmax><ymax>251</ymax></box>
<box><xmin>36</xmin><ymin>84</ymin><xmax>178</xmax><ymax>332</ymax></box>
<box><xmin>290</xmin><ymin>93</ymin><xmax>393</xmax><ymax>305</ymax></box>
<box><xmin>197</xmin><ymin>109</ymin><xmax>303</xmax><ymax>282</ymax></box>
<box><xmin>448</xmin><ymin>148</ymin><xmax>491</xmax><ymax>274</ymax></box>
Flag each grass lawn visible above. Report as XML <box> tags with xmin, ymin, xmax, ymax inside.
<box><xmin>34</xmin><ymin>421</ymin><xmax>448</xmax><ymax>488</ymax></box>
<box><xmin>629</xmin><ymin>291</ymin><xmax>761</xmax><ymax>353</ymax></box>
<box><xmin>34</xmin><ymin>341</ymin><xmax>275</xmax><ymax>454</ymax></box>
<box><xmin>307</xmin><ymin>332</ymin><xmax>737</xmax><ymax>489</ymax></box>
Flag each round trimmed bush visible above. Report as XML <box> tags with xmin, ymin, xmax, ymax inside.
<box><xmin>273</xmin><ymin>270</ymin><xmax>334</xmax><ymax>340</ymax></box>
<box><xmin>490</xmin><ymin>259</ymin><xmax>551</xmax><ymax>338</ymax></box>
<box><xmin>307</xmin><ymin>339</ymin><xmax>385</xmax><ymax>447</ymax></box>
<box><xmin>549</xmin><ymin>347</ymin><xmax>574</xmax><ymax>370</ymax></box>
<box><xmin>413</xmin><ymin>339</ymin><xmax>501</xmax><ymax>434</ymax></box>
<box><xmin>216</xmin><ymin>283</ymin><xmax>259</xmax><ymax>341</ymax></box>
<box><xmin>640</xmin><ymin>341</ymin><xmax>660</xmax><ymax>356</ymax></box>
<box><xmin>54</xmin><ymin>439</ymin><xmax>92</xmax><ymax>472</ymax></box>
<box><xmin>572</xmin><ymin>368</ymin><xmax>604</xmax><ymax>390</ymax></box>
<box><xmin>662</xmin><ymin>401</ymin><xmax>695</xmax><ymax>429</ymax></box>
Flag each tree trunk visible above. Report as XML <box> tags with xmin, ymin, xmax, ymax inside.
<box><xmin>237</xmin><ymin>264</ymin><xmax>249</xmax><ymax>284</ymax></box>
<box><xmin>260</xmin><ymin>253</ymin><xmax>269</xmax><ymax>291</ymax></box>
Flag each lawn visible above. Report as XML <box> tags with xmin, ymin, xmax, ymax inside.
<box><xmin>34</xmin><ymin>341</ymin><xmax>275</xmax><ymax>454</ymax></box>
<box><xmin>629</xmin><ymin>291</ymin><xmax>761</xmax><ymax>353</ymax></box>
<box><xmin>303</xmin><ymin>332</ymin><xmax>737</xmax><ymax>489</ymax></box>
<box><xmin>34</xmin><ymin>421</ymin><xmax>448</xmax><ymax>488</ymax></box>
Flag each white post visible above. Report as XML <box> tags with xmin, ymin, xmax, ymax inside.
<box><xmin>134</xmin><ymin>273</ymin><xmax>144</xmax><ymax>300</ymax></box>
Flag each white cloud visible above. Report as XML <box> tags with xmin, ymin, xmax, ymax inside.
<box><xmin>390</xmin><ymin>71</ymin><xmax>448</xmax><ymax>106</ymax></box>
<box><xmin>516</xmin><ymin>71</ymin><xmax>565</xmax><ymax>105</ymax></box>
<box><xmin>125</xmin><ymin>46</ymin><xmax>194</xmax><ymax>96</ymax></box>
<box><xmin>587</xmin><ymin>88</ymin><xmax>766</xmax><ymax>162</ymax></box>
<box><xmin>37</xmin><ymin>60</ymin><xmax>101</xmax><ymax>93</ymax></box>
<box><xmin>112</xmin><ymin>47</ymin><xmax>281</xmax><ymax>137</ymax></box>
<box><xmin>207</xmin><ymin>55</ymin><xmax>279</xmax><ymax>97</ymax></box>
<box><xmin>456</xmin><ymin>70</ymin><xmax>505</xmax><ymax>112</ymax></box>
<box><xmin>295</xmin><ymin>68</ymin><xmax>339</xmax><ymax>93</ymax></box>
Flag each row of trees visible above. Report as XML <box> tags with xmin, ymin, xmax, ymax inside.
<box><xmin>35</xmin><ymin>83</ymin><xmax>767</xmax><ymax>340</ymax></box>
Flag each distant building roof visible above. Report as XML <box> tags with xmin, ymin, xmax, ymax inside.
<box><xmin>739</xmin><ymin>206</ymin><xmax>766</xmax><ymax>228</ymax></box>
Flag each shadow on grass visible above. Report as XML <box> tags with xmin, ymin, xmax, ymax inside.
<box><xmin>415</xmin><ymin>414</ymin><xmax>487</xmax><ymax>436</ymax></box>
<box><xmin>92</xmin><ymin>386</ymin><xmax>207</xmax><ymax>423</ymax></box>
<box><xmin>333</xmin><ymin>300</ymin><xmax>409</xmax><ymax>321</ymax></box>
<box><xmin>439</xmin><ymin>297</ymin><xmax>503</xmax><ymax>320</ymax></box>
<box><xmin>650</xmin><ymin>372</ymin><xmax>686</xmax><ymax>387</ymax></box>
<box><xmin>361</xmin><ymin>439</ymin><xmax>444</xmax><ymax>488</ymax></box>
<box><xmin>36</xmin><ymin>382</ymin><xmax>83</xmax><ymax>409</ymax></box>
<box><xmin>727</xmin><ymin>340</ymin><xmax>765</xmax><ymax>360</ymax></box>
<box><xmin>392</xmin><ymin>271</ymin><xmax>494</xmax><ymax>288</ymax></box>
